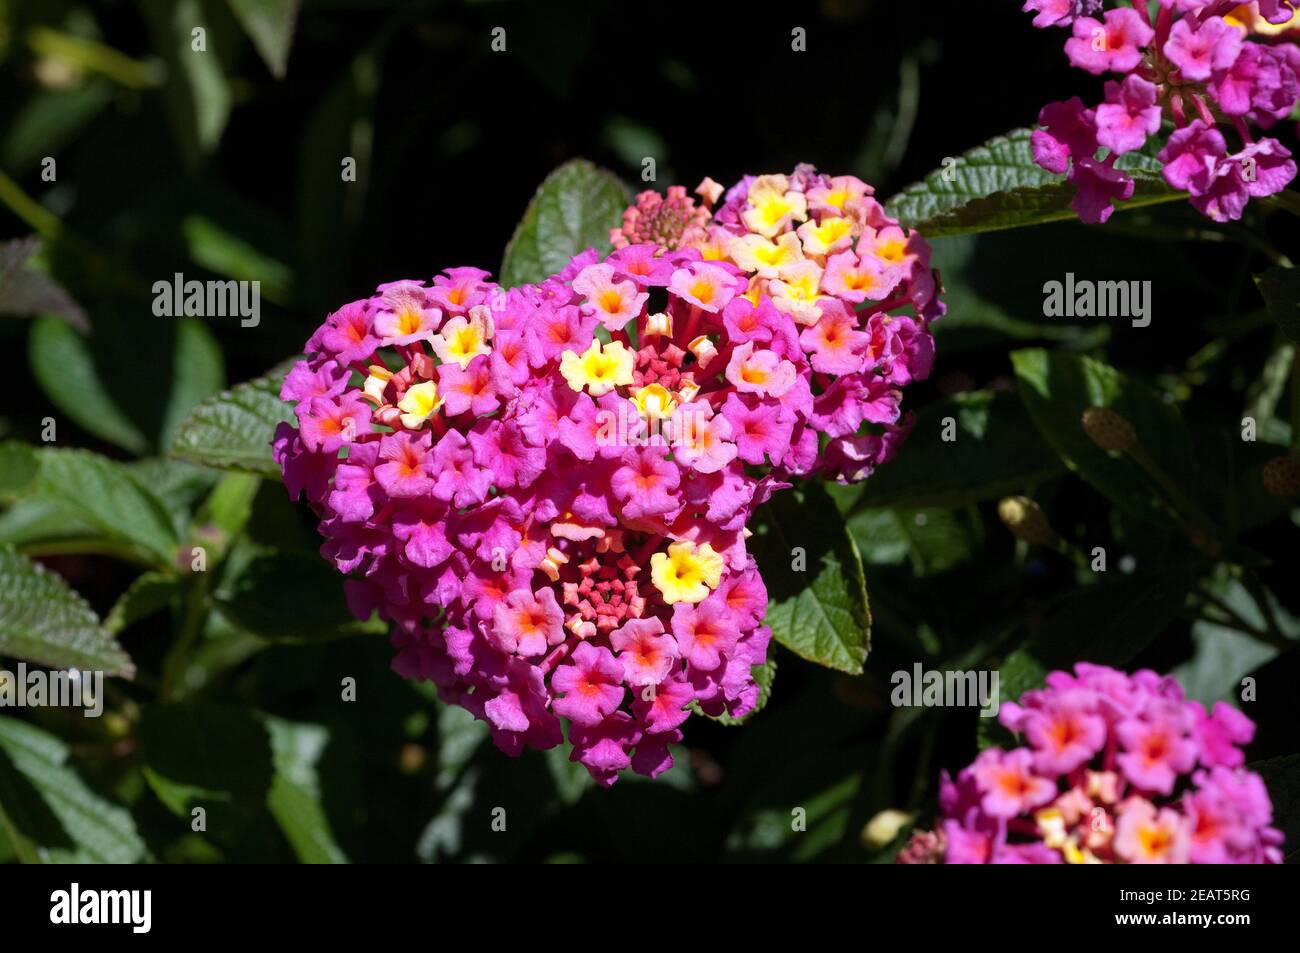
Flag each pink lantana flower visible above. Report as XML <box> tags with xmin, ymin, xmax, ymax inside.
<box><xmin>1094</xmin><ymin>75</ymin><xmax>1162</xmax><ymax>155</ymax></box>
<box><xmin>374</xmin><ymin>280</ymin><xmax>442</xmax><ymax>345</ymax></box>
<box><xmin>1116</xmin><ymin>704</ymin><xmax>1199</xmax><ymax>795</ymax></box>
<box><xmin>971</xmin><ymin>748</ymin><xmax>1059</xmax><ymax>818</ymax></box>
<box><xmin>552</xmin><ymin>642</ymin><xmax>626</xmax><ymax>726</ymax></box>
<box><xmin>1114</xmin><ymin>801</ymin><xmax>1192</xmax><ymax>864</ymax></box>
<box><xmin>725</xmin><ymin>341</ymin><xmax>797</xmax><ymax>398</ymax></box>
<box><xmin>902</xmin><ymin>664</ymin><xmax>1281</xmax><ymax>864</ymax></box>
<box><xmin>491</xmin><ymin>587</ymin><xmax>565</xmax><ymax>656</ymax></box>
<box><xmin>573</xmin><ymin>263</ymin><xmax>650</xmax><ymax>332</ymax></box>
<box><xmin>1065</xmin><ymin>8</ymin><xmax>1154</xmax><ymax>75</ymax></box>
<box><xmin>1163</xmin><ymin>16</ymin><xmax>1242</xmax><ymax>83</ymax></box>
<box><xmin>610</xmin><ymin>616</ymin><xmax>678</xmax><ymax>686</ymax></box>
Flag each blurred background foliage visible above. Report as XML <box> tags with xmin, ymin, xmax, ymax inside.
<box><xmin>0</xmin><ymin>0</ymin><xmax>1297</xmax><ymax>863</ymax></box>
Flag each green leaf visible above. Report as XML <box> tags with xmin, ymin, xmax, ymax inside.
<box><xmin>214</xmin><ymin>550</ymin><xmax>381</xmax><ymax>641</ymax></box>
<box><xmin>195</xmin><ymin>472</ymin><xmax>261</xmax><ymax>551</ymax></box>
<box><xmin>1173</xmin><ymin>623</ymin><xmax>1277</xmax><ymax>707</ymax></box>
<box><xmin>0</xmin><ymin>441</ymin><xmax>38</xmax><ymax>502</ymax></box>
<box><xmin>139</xmin><ymin>0</ymin><xmax>232</xmax><ymax>168</ymax></box>
<box><xmin>0</xmin><ymin>545</ymin><xmax>135</xmax><ymax>677</ymax></box>
<box><xmin>1</xmin><ymin>82</ymin><xmax>115</xmax><ymax>176</ymax></box>
<box><xmin>0</xmin><ymin>496</ymin><xmax>103</xmax><ymax>551</ymax></box>
<box><xmin>1171</xmin><ymin>570</ymin><xmax>1288</xmax><ymax>704</ymax></box>
<box><xmin>845</xmin><ymin>508</ymin><xmax>911</xmax><ymax>566</ymax></box>
<box><xmin>225</xmin><ymin>0</ymin><xmax>300</xmax><ymax>79</ymax></box>
<box><xmin>28</xmin><ymin>315</ymin><xmax>150</xmax><ymax>454</ymax></box>
<box><xmin>169</xmin><ymin>364</ymin><xmax>297</xmax><ymax>476</ymax></box>
<box><xmin>1012</xmin><ymin>348</ymin><xmax>1198</xmax><ymax>527</ymax></box>
<box><xmin>160</xmin><ymin>318</ymin><xmax>226</xmax><ymax>446</ymax></box>
<box><xmin>851</xmin><ymin>507</ymin><xmax>982</xmax><ymax>577</ymax></box>
<box><xmin>926</xmin><ymin>233</ymin><xmax>1111</xmax><ymax>354</ymax></box>
<box><xmin>417</xmin><ymin>704</ymin><xmax>490</xmax><ymax>862</ymax></box>
<box><xmin>266</xmin><ymin>717</ymin><xmax>347</xmax><ymax>863</ymax></box>
<box><xmin>0</xmin><ymin>238</ymin><xmax>87</xmax><ymax>329</ymax></box>
<box><xmin>104</xmin><ymin>570</ymin><xmax>182</xmax><ymax>636</ymax></box>
<box><xmin>725</xmin><ymin>766</ymin><xmax>864</xmax><ymax>862</ymax></box>
<box><xmin>294</xmin><ymin>42</ymin><xmax>380</xmax><ymax>310</ymax></box>
<box><xmin>140</xmin><ymin>701</ymin><xmax>274</xmax><ymax>842</ymax></box>
<box><xmin>851</xmin><ymin>391</ymin><xmax>1065</xmax><ymax>509</ymax></box>
<box><xmin>1254</xmin><ymin>265</ymin><xmax>1300</xmax><ymax>346</ymax></box>
<box><xmin>886</xmin><ymin>128</ymin><xmax>1180</xmax><ymax>237</ymax></box>
<box><xmin>182</xmin><ymin>215</ymin><xmax>294</xmax><ymax>304</ymax></box>
<box><xmin>750</xmin><ymin>484</ymin><xmax>871</xmax><ymax>674</ymax></box>
<box><xmin>997</xmin><ymin>569</ymin><xmax>1199</xmax><ymax>704</ymax></box>
<box><xmin>500</xmin><ymin>159</ymin><xmax>629</xmax><ymax>288</ymax></box>
<box><xmin>0</xmin><ymin>718</ymin><xmax>146</xmax><ymax>863</ymax></box>
<box><xmin>36</xmin><ymin>449</ymin><xmax>181</xmax><ymax>566</ymax></box>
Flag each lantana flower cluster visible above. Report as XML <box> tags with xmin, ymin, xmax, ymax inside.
<box><xmin>1022</xmin><ymin>1</ymin><xmax>1300</xmax><ymax>222</ymax></box>
<box><xmin>275</xmin><ymin>166</ymin><xmax>941</xmax><ymax>785</ymax></box>
<box><xmin>899</xmin><ymin>663</ymin><xmax>1283</xmax><ymax>863</ymax></box>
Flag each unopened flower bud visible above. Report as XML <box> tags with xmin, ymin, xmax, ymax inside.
<box><xmin>644</xmin><ymin>311</ymin><xmax>672</xmax><ymax>338</ymax></box>
<box><xmin>862</xmin><ymin>809</ymin><xmax>913</xmax><ymax>850</ymax></box>
<box><xmin>363</xmin><ymin>364</ymin><xmax>393</xmax><ymax>403</ymax></box>
<box><xmin>688</xmin><ymin>335</ymin><xmax>718</xmax><ymax>370</ymax></box>
<box><xmin>398</xmin><ymin>743</ymin><xmax>427</xmax><ymax>775</ymax></box>
<box><xmin>539</xmin><ymin>546</ymin><xmax>570</xmax><ymax>582</ymax></box>
<box><xmin>695</xmin><ymin>177</ymin><xmax>724</xmax><ymax>206</ymax></box>
<box><xmin>1262</xmin><ymin>455</ymin><xmax>1300</xmax><ymax>498</ymax></box>
<box><xmin>998</xmin><ymin>496</ymin><xmax>1056</xmax><ymax>546</ymax></box>
<box><xmin>1081</xmin><ymin>406</ymin><xmax>1136</xmax><ymax>453</ymax></box>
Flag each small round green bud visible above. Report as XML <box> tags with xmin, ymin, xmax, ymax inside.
<box><xmin>1081</xmin><ymin>406</ymin><xmax>1136</xmax><ymax>453</ymax></box>
<box><xmin>1262</xmin><ymin>456</ymin><xmax>1300</xmax><ymax>498</ymax></box>
<box><xmin>998</xmin><ymin>496</ymin><xmax>1055</xmax><ymax>546</ymax></box>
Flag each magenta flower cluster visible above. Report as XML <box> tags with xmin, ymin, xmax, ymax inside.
<box><xmin>1022</xmin><ymin>0</ymin><xmax>1300</xmax><ymax>222</ymax></box>
<box><xmin>899</xmin><ymin>663</ymin><xmax>1282</xmax><ymax>863</ymax></box>
<box><xmin>274</xmin><ymin>166</ymin><xmax>941</xmax><ymax>785</ymax></box>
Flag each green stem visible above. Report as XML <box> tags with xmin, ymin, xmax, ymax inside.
<box><xmin>1191</xmin><ymin>588</ymin><xmax>1264</xmax><ymax>638</ymax></box>
<box><xmin>0</xmin><ymin>770</ymin><xmax>42</xmax><ymax>864</ymax></box>
<box><xmin>1239</xmin><ymin>571</ymin><xmax>1293</xmax><ymax>651</ymax></box>
<box><xmin>18</xmin><ymin>539</ymin><xmax>159</xmax><ymax>568</ymax></box>
<box><xmin>26</xmin><ymin>26</ymin><xmax>161</xmax><ymax>90</ymax></box>
<box><xmin>1291</xmin><ymin>355</ymin><xmax>1300</xmax><ymax>452</ymax></box>
<box><xmin>0</xmin><ymin>170</ymin><xmax>61</xmax><ymax>239</ymax></box>
<box><xmin>0</xmin><ymin>804</ymin><xmax>40</xmax><ymax>865</ymax></box>
<box><xmin>160</xmin><ymin>574</ymin><xmax>210</xmax><ymax>701</ymax></box>
<box><xmin>1262</xmin><ymin>189</ymin><xmax>1300</xmax><ymax>221</ymax></box>
<box><xmin>1128</xmin><ymin>445</ymin><xmax>1221</xmax><ymax>551</ymax></box>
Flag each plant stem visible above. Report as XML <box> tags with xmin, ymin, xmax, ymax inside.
<box><xmin>0</xmin><ymin>797</ymin><xmax>40</xmax><ymax>865</ymax></box>
<box><xmin>1262</xmin><ymin>189</ymin><xmax>1300</xmax><ymax>220</ymax></box>
<box><xmin>1239</xmin><ymin>570</ymin><xmax>1293</xmax><ymax>651</ymax></box>
<box><xmin>0</xmin><ymin>170</ymin><xmax>62</xmax><ymax>239</ymax></box>
<box><xmin>1291</xmin><ymin>354</ymin><xmax>1300</xmax><ymax>452</ymax></box>
<box><xmin>1193</xmin><ymin>585</ymin><xmax>1262</xmax><ymax>636</ymax></box>
<box><xmin>160</xmin><ymin>574</ymin><xmax>210</xmax><ymax>701</ymax></box>
<box><xmin>1128</xmin><ymin>444</ymin><xmax>1222</xmax><ymax>551</ymax></box>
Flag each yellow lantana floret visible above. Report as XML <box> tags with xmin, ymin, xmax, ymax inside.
<box><xmin>650</xmin><ymin>541</ymin><xmax>725</xmax><ymax>604</ymax></box>
<box><xmin>729</xmin><ymin>233</ymin><xmax>805</xmax><ymax>278</ymax></box>
<box><xmin>559</xmin><ymin>339</ymin><xmax>634</xmax><ymax>396</ymax></box>
<box><xmin>397</xmin><ymin>380</ymin><xmax>444</xmax><ymax>429</ymax></box>
<box><xmin>432</xmin><ymin>307</ymin><xmax>493</xmax><ymax>369</ymax></box>
<box><xmin>633</xmin><ymin>383</ymin><xmax>677</xmax><ymax>421</ymax></box>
